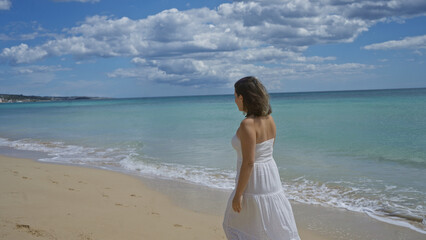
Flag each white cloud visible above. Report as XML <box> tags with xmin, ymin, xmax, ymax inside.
<box><xmin>0</xmin><ymin>65</ymin><xmax>70</xmax><ymax>85</ymax></box>
<box><xmin>0</xmin><ymin>65</ymin><xmax>70</xmax><ymax>78</ymax></box>
<box><xmin>0</xmin><ymin>44</ymin><xmax>48</xmax><ymax>64</ymax></box>
<box><xmin>363</xmin><ymin>35</ymin><xmax>426</xmax><ymax>50</ymax></box>
<box><xmin>0</xmin><ymin>0</ymin><xmax>11</xmax><ymax>10</ymax></box>
<box><xmin>0</xmin><ymin>21</ymin><xmax>59</xmax><ymax>41</ymax></box>
<box><xmin>0</xmin><ymin>1</ymin><xmax>368</xmax><ymax>64</ymax></box>
<box><xmin>0</xmin><ymin>33</ymin><xmax>13</xmax><ymax>41</ymax></box>
<box><xmin>336</xmin><ymin>0</ymin><xmax>426</xmax><ymax>20</ymax></box>
<box><xmin>0</xmin><ymin>0</ymin><xmax>424</xmax><ymax>87</ymax></box>
<box><xmin>5</xmin><ymin>0</ymin><xmax>421</xmax><ymax>63</ymax></box>
<box><xmin>108</xmin><ymin>55</ymin><xmax>374</xmax><ymax>90</ymax></box>
<box><xmin>10</xmin><ymin>65</ymin><xmax>71</xmax><ymax>75</ymax></box>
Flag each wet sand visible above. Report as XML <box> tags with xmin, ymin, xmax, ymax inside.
<box><xmin>1</xmin><ymin>155</ymin><xmax>424</xmax><ymax>240</ymax></box>
<box><xmin>0</xmin><ymin>155</ymin><xmax>324</xmax><ymax>240</ymax></box>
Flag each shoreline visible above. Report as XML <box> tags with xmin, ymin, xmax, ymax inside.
<box><xmin>2</xmin><ymin>143</ymin><xmax>424</xmax><ymax>235</ymax></box>
<box><xmin>133</xmin><ymin>171</ymin><xmax>426</xmax><ymax>239</ymax></box>
<box><xmin>1</xmin><ymin>154</ymin><xmax>329</xmax><ymax>240</ymax></box>
<box><xmin>0</xmin><ymin>155</ymin><xmax>424</xmax><ymax>240</ymax></box>
<box><xmin>0</xmin><ymin>155</ymin><xmax>226</xmax><ymax>240</ymax></box>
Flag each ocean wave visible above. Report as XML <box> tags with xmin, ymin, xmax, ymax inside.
<box><xmin>283</xmin><ymin>177</ymin><xmax>426</xmax><ymax>234</ymax></box>
<box><xmin>119</xmin><ymin>156</ymin><xmax>235</xmax><ymax>190</ymax></box>
<box><xmin>0</xmin><ymin>137</ymin><xmax>124</xmax><ymax>166</ymax></box>
<box><xmin>0</xmin><ymin>136</ymin><xmax>424</xmax><ymax>233</ymax></box>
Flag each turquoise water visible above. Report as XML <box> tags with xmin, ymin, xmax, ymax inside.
<box><xmin>1</xmin><ymin>88</ymin><xmax>425</xmax><ymax>233</ymax></box>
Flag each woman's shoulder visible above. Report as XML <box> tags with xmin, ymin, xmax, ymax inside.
<box><xmin>242</xmin><ymin>114</ymin><xmax>273</xmax><ymax>121</ymax></box>
<box><xmin>239</xmin><ymin>118</ymin><xmax>255</xmax><ymax>132</ymax></box>
<box><xmin>240</xmin><ymin>114</ymin><xmax>274</xmax><ymax>128</ymax></box>
<box><xmin>238</xmin><ymin>115</ymin><xmax>275</xmax><ymax>139</ymax></box>
<box><xmin>240</xmin><ymin>117</ymin><xmax>255</xmax><ymax>124</ymax></box>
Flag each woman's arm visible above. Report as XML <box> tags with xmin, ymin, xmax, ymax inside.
<box><xmin>232</xmin><ymin>119</ymin><xmax>256</xmax><ymax>213</ymax></box>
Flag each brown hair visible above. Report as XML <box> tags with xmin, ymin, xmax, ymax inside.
<box><xmin>234</xmin><ymin>76</ymin><xmax>272</xmax><ymax>117</ymax></box>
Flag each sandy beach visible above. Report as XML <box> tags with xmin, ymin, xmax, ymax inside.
<box><xmin>1</xmin><ymin>154</ymin><xmax>424</xmax><ymax>240</ymax></box>
<box><xmin>0</xmin><ymin>155</ymin><xmax>324</xmax><ymax>240</ymax></box>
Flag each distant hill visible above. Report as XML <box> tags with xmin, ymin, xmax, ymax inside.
<box><xmin>0</xmin><ymin>94</ymin><xmax>108</xmax><ymax>103</ymax></box>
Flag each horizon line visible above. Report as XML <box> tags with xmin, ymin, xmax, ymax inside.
<box><xmin>2</xmin><ymin>86</ymin><xmax>425</xmax><ymax>99</ymax></box>
<box><xmin>117</xmin><ymin>86</ymin><xmax>426</xmax><ymax>99</ymax></box>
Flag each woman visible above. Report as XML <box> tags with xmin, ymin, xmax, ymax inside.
<box><xmin>223</xmin><ymin>76</ymin><xmax>301</xmax><ymax>240</ymax></box>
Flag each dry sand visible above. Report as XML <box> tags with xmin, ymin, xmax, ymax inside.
<box><xmin>0</xmin><ymin>155</ymin><xmax>325</xmax><ymax>240</ymax></box>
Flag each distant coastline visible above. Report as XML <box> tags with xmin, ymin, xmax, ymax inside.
<box><xmin>0</xmin><ymin>94</ymin><xmax>109</xmax><ymax>103</ymax></box>
<box><xmin>1</xmin><ymin>87</ymin><xmax>424</xmax><ymax>103</ymax></box>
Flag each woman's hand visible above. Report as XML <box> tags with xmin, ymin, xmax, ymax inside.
<box><xmin>232</xmin><ymin>194</ymin><xmax>243</xmax><ymax>213</ymax></box>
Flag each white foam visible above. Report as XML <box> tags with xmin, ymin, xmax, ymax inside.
<box><xmin>1</xmin><ymin>136</ymin><xmax>424</xmax><ymax>233</ymax></box>
<box><xmin>119</xmin><ymin>156</ymin><xmax>235</xmax><ymax>190</ymax></box>
<box><xmin>0</xmin><ymin>136</ymin><xmax>236</xmax><ymax>189</ymax></box>
<box><xmin>0</xmin><ymin>137</ymin><xmax>125</xmax><ymax>166</ymax></box>
<box><xmin>364</xmin><ymin>209</ymin><xmax>426</xmax><ymax>234</ymax></box>
<box><xmin>283</xmin><ymin>176</ymin><xmax>426</xmax><ymax>233</ymax></box>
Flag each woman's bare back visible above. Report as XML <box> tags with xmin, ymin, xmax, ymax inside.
<box><xmin>237</xmin><ymin>115</ymin><xmax>276</xmax><ymax>144</ymax></box>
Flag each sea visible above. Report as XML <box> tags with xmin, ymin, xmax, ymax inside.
<box><xmin>0</xmin><ymin>87</ymin><xmax>425</xmax><ymax>234</ymax></box>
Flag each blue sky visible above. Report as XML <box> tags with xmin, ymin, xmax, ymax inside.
<box><xmin>0</xmin><ymin>0</ymin><xmax>425</xmax><ymax>97</ymax></box>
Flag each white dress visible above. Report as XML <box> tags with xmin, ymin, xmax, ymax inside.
<box><xmin>223</xmin><ymin>134</ymin><xmax>301</xmax><ymax>240</ymax></box>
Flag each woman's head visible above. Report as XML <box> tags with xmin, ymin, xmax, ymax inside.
<box><xmin>234</xmin><ymin>76</ymin><xmax>272</xmax><ymax>117</ymax></box>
